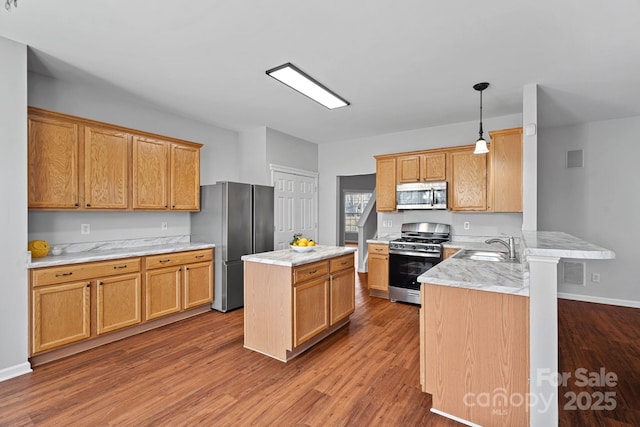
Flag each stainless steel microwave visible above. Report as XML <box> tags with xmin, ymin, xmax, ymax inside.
<box><xmin>396</xmin><ymin>181</ymin><xmax>447</xmax><ymax>210</ymax></box>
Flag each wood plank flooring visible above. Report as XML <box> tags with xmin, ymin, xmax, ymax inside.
<box><xmin>1</xmin><ymin>270</ymin><xmax>638</xmax><ymax>426</ymax></box>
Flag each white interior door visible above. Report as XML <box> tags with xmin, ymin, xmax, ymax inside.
<box><xmin>272</xmin><ymin>168</ymin><xmax>318</xmax><ymax>250</ymax></box>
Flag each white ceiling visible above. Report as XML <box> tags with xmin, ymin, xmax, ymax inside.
<box><xmin>2</xmin><ymin>0</ymin><xmax>640</xmax><ymax>144</ymax></box>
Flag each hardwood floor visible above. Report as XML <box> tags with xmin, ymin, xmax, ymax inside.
<box><xmin>1</xmin><ymin>272</ymin><xmax>638</xmax><ymax>426</ymax></box>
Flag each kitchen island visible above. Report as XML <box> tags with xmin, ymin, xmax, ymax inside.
<box><xmin>242</xmin><ymin>245</ymin><xmax>356</xmax><ymax>362</ymax></box>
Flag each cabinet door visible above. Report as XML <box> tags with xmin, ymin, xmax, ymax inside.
<box><xmin>368</xmin><ymin>253</ymin><xmax>389</xmax><ymax>291</ymax></box>
<box><xmin>396</xmin><ymin>154</ymin><xmax>421</xmax><ymax>183</ymax></box>
<box><xmin>84</xmin><ymin>127</ymin><xmax>129</xmax><ymax>209</ymax></box>
<box><xmin>375</xmin><ymin>157</ymin><xmax>397</xmax><ymax>212</ymax></box>
<box><xmin>422</xmin><ymin>152</ymin><xmax>446</xmax><ymax>181</ymax></box>
<box><xmin>132</xmin><ymin>136</ymin><xmax>169</xmax><ymax>210</ymax></box>
<box><xmin>183</xmin><ymin>261</ymin><xmax>214</xmax><ymax>309</ymax></box>
<box><xmin>449</xmin><ymin>147</ymin><xmax>487</xmax><ymax>211</ymax></box>
<box><xmin>96</xmin><ymin>273</ymin><xmax>142</xmax><ymax>335</ymax></box>
<box><xmin>145</xmin><ymin>266</ymin><xmax>182</xmax><ymax>320</ymax></box>
<box><xmin>489</xmin><ymin>128</ymin><xmax>523</xmax><ymax>212</ymax></box>
<box><xmin>170</xmin><ymin>144</ymin><xmax>200</xmax><ymax>211</ymax></box>
<box><xmin>28</xmin><ymin>115</ymin><xmax>80</xmax><ymax>209</ymax></box>
<box><xmin>293</xmin><ymin>277</ymin><xmax>329</xmax><ymax>347</ymax></box>
<box><xmin>32</xmin><ymin>281</ymin><xmax>91</xmax><ymax>354</ymax></box>
<box><xmin>330</xmin><ymin>268</ymin><xmax>355</xmax><ymax>325</ymax></box>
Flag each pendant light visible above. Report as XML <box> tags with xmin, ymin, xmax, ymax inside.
<box><xmin>473</xmin><ymin>82</ymin><xmax>490</xmax><ymax>154</ymax></box>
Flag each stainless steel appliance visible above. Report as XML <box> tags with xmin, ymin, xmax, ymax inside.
<box><xmin>388</xmin><ymin>222</ymin><xmax>450</xmax><ymax>305</ymax></box>
<box><xmin>396</xmin><ymin>181</ymin><xmax>447</xmax><ymax>210</ymax></box>
<box><xmin>191</xmin><ymin>182</ymin><xmax>274</xmax><ymax>312</ymax></box>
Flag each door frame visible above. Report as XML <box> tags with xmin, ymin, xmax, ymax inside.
<box><xmin>270</xmin><ymin>164</ymin><xmax>319</xmax><ymax>244</ymax></box>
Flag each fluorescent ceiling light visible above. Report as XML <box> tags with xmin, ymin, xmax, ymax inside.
<box><xmin>266</xmin><ymin>63</ymin><xmax>349</xmax><ymax>109</ymax></box>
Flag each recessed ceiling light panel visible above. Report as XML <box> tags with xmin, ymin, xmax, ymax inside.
<box><xmin>266</xmin><ymin>63</ymin><xmax>349</xmax><ymax>109</ymax></box>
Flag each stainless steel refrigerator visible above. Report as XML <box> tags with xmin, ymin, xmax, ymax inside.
<box><xmin>191</xmin><ymin>182</ymin><xmax>274</xmax><ymax>312</ymax></box>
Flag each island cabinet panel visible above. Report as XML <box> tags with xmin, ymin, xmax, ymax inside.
<box><xmin>27</xmin><ymin>114</ymin><xmax>80</xmax><ymax>209</ymax></box>
<box><xmin>96</xmin><ymin>273</ymin><xmax>141</xmax><ymax>335</ymax></box>
<box><xmin>244</xmin><ymin>250</ymin><xmax>356</xmax><ymax>362</ymax></box>
<box><xmin>32</xmin><ymin>281</ymin><xmax>91</xmax><ymax>353</ymax></box>
<box><xmin>293</xmin><ymin>277</ymin><xmax>330</xmax><ymax>347</ymax></box>
<box><xmin>84</xmin><ymin>126</ymin><xmax>129</xmax><ymax>209</ymax></box>
<box><xmin>421</xmin><ymin>283</ymin><xmax>530</xmax><ymax>427</ymax></box>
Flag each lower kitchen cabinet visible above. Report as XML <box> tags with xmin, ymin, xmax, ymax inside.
<box><xmin>96</xmin><ymin>273</ymin><xmax>142</xmax><ymax>335</ymax></box>
<box><xmin>244</xmin><ymin>251</ymin><xmax>356</xmax><ymax>362</ymax></box>
<box><xmin>144</xmin><ymin>249</ymin><xmax>214</xmax><ymax>320</ymax></box>
<box><xmin>29</xmin><ymin>248</ymin><xmax>213</xmax><ymax>362</ymax></box>
<box><xmin>31</xmin><ymin>281</ymin><xmax>91</xmax><ymax>353</ymax></box>
<box><xmin>367</xmin><ymin>243</ymin><xmax>389</xmax><ymax>296</ymax></box>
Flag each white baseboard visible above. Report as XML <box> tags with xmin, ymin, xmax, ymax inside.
<box><xmin>0</xmin><ymin>362</ymin><xmax>32</xmax><ymax>382</ymax></box>
<box><xmin>558</xmin><ymin>292</ymin><xmax>640</xmax><ymax>309</ymax></box>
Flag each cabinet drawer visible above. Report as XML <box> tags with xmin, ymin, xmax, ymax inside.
<box><xmin>32</xmin><ymin>258</ymin><xmax>141</xmax><ymax>287</ymax></box>
<box><xmin>293</xmin><ymin>261</ymin><xmax>329</xmax><ymax>285</ymax></box>
<box><xmin>330</xmin><ymin>254</ymin><xmax>354</xmax><ymax>273</ymax></box>
<box><xmin>145</xmin><ymin>249</ymin><xmax>213</xmax><ymax>269</ymax></box>
<box><xmin>368</xmin><ymin>243</ymin><xmax>389</xmax><ymax>255</ymax></box>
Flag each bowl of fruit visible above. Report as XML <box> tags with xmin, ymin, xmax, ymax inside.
<box><xmin>290</xmin><ymin>234</ymin><xmax>317</xmax><ymax>252</ymax></box>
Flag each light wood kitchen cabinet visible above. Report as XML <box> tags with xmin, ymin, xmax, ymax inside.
<box><xmin>441</xmin><ymin>246</ymin><xmax>460</xmax><ymax>260</ymax></box>
<box><xmin>448</xmin><ymin>145</ymin><xmax>488</xmax><ymax>211</ymax></box>
<box><xmin>367</xmin><ymin>243</ymin><xmax>389</xmax><ymax>295</ymax></box>
<box><xmin>28</xmin><ymin>113</ymin><xmax>80</xmax><ymax>209</ymax></box>
<box><xmin>30</xmin><ymin>257</ymin><xmax>141</xmax><ymax>354</ymax></box>
<box><xmin>84</xmin><ymin>126</ymin><xmax>129</xmax><ymax>209</ymax></box>
<box><xmin>329</xmin><ymin>254</ymin><xmax>355</xmax><ymax>325</ymax></box>
<box><xmin>145</xmin><ymin>249</ymin><xmax>214</xmax><ymax>320</ymax></box>
<box><xmin>96</xmin><ymin>272</ymin><xmax>141</xmax><ymax>335</ymax></box>
<box><xmin>27</xmin><ymin>107</ymin><xmax>202</xmax><ymax>212</ymax></box>
<box><xmin>133</xmin><ymin>136</ymin><xmax>200</xmax><ymax>211</ymax></box>
<box><xmin>421</xmin><ymin>283</ymin><xmax>529</xmax><ymax>426</ymax></box>
<box><xmin>489</xmin><ymin>127</ymin><xmax>523</xmax><ymax>212</ymax></box>
<box><xmin>396</xmin><ymin>152</ymin><xmax>446</xmax><ymax>183</ymax></box>
<box><xmin>375</xmin><ymin>157</ymin><xmax>397</xmax><ymax>212</ymax></box>
<box><xmin>244</xmin><ymin>251</ymin><xmax>356</xmax><ymax>362</ymax></box>
<box><xmin>31</xmin><ymin>281</ymin><xmax>91</xmax><ymax>353</ymax></box>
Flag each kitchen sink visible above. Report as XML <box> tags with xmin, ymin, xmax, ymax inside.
<box><xmin>453</xmin><ymin>249</ymin><xmax>519</xmax><ymax>263</ymax></box>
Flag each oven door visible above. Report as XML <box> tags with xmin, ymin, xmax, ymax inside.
<box><xmin>389</xmin><ymin>252</ymin><xmax>440</xmax><ymax>291</ymax></box>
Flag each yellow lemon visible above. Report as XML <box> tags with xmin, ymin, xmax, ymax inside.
<box><xmin>298</xmin><ymin>238</ymin><xmax>308</xmax><ymax>244</ymax></box>
<box><xmin>308</xmin><ymin>241</ymin><xmax>316</xmax><ymax>246</ymax></box>
<box><xmin>298</xmin><ymin>241</ymin><xmax>307</xmax><ymax>247</ymax></box>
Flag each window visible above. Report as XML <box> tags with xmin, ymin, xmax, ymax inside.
<box><xmin>344</xmin><ymin>191</ymin><xmax>372</xmax><ymax>233</ymax></box>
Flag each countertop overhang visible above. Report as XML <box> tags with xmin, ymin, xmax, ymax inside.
<box><xmin>242</xmin><ymin>245</ymin><xmax>356</xmax><ymax>267</ymax></box>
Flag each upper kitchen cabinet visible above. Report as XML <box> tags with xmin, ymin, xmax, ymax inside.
<box><xmin>84</xmin><ymin>126</ymin><xmax>129</xmax><ymax>209</ymax></box>
<box><xmin>28</xmin><ymin>113</ymin><xmax>80</xmax><ymax>209</ymax></box>
<box><xmin>448</xmin><ymin>145</ymin><xmax>488</xmax><ymax>211</ymax></box>
<box><xmin>132</xmin><ymin>137</ymin><xmax>200</xmax><ymax>211</ymax></box>
<box><xmin>27</xmin><ymin>107</ymin><xmax>202</xmax><ymax>211</ymax></box>
<box><xmin>396</xmin><ymin>152</ymin><xmax>446</xmax><ymax>183</ymax></box>
<box><xmin>375</xmin><ymin>156</ymin><xmax>397</xmax><ymax>212</ymax></box>
<box><xmin>488</xmin><ymin>127</ymin><xmax>523</xmax><ymax>212</ymax></box>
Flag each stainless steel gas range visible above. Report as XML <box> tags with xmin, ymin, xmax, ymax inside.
<box><xmin>388</xmin><ymin>222</ymin><xmax>451</xmax><ymax>305</ymax></box>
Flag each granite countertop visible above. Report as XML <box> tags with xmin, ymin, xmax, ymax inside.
<box><xmin>366</xmin><ymin>234</ymin><xmax>399</xmax><ymax>244</ymax></box>
<box><xmin>241</xmin><ymin>245</ymin><xmax>356</xmax><ymax>267</ymax></box>
<box><xmin>28</xmin><ymin>237</ymin><xmax>215</xmax><ymax>268</ymax></box>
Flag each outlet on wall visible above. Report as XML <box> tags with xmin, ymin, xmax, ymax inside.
<box><xmin>463</xmin><ymin>222</ymin><xmax>470</xmax><ymax>230</ymax></box>
<box><xmin>81</xmin><ymin>224</ymin><xmax>90</xmax><ymax>235</ymax></box>
<box><xmin>161</xmin><ymin>222</ymin><xmax>168</xmax><ymax>230</ymax></box>
<box><xmin>591</xmin><ymin>273</ymin><xmax>601</xmax><ymax>283</ymax></box>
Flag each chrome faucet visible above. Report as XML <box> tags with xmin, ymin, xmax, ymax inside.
<box><xmin>485</xmin><ymin>236</ymin><xmax>517</xmax><ymax>260</ymax></box>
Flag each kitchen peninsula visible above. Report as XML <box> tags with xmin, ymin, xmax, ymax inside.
<box><xmin>242</xmin><ymin>245</ymin><xmax>356</xmax><ymax>362</ymax></box>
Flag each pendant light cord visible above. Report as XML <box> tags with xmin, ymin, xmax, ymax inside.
<box><xmin>478</xmin><ymin>89</ymin><xmax>484</xmax><ymax>140</ymax></box>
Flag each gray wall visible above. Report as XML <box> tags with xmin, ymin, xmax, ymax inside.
<box><xmin>538</xmin><ymin>117</ymin><xmax>640</xmax><ymax>305</ymax></box>
<box><xmin>318</xmin><ymin>114</ymin><xmax>524</xmax><ymax>244</ymax></box>
<box><xmin>27</xmin><ymin>72</ymin><xmax>239</xmax><ymax>245</ymax></box>
<box><xmin>0</xmin><ymin>37</ymin><xmax>30</xmax><ymax>380</ymax></box>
